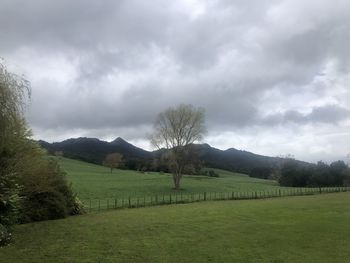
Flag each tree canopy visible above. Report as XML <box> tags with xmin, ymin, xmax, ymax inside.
<box><xmin>0</xmin><ymin>61</ymin><xmax>80</xmax><ymax>246</ymax></box>
<box><xmin>104</xmin><ymin>153</ymin><xmax>123</xmax><ymax>173</ymax></box>
<box><xmin>150</xmin><ymin>104</ymin><xmax>206</xmax><ymax>189</ymax></box>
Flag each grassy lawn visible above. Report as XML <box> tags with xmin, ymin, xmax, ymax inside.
<box><xmin>58</xmin><ymin>157</ymin><xmax>286</xmax><ymax>205</ymax></box>
<box><xmin>1</xmin><ymin>192</ymin><xmax>350</xmax><ymax>262</ymax></box>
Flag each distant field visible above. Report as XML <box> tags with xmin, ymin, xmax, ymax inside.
<box><xmin>57</xmin><ymin>157</ymin><xmax>287</xmax><ymax>204</ymax></box>
<box><xmin>2</xmin><ymin>192</ymin><xmax>350</xmax><ymax>263</ymax></box>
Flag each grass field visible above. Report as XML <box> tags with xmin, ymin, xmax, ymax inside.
<box><xmin>58</xmin><ymin>157</ymin><xmax>287</xmax><ymax>206</ymax></box>
<box><xmin>1</xmin><ymin>192</ymin><xmax>349</xmax><ymax>262</ymax></box>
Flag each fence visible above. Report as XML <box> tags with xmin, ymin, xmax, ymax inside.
<box><xmin>83</xmin><ymin>186</ymin><xmax>350</xmax><ymax>213</ymax></box>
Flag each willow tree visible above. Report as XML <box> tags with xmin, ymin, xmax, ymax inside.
<box><xmin>0</xmin><ymin>62</ymin><xmax>30</xmax><ymax>150</ymax></box>
<box><xmin>151</xmin><ymin>104</ymin><xmax>206</xmax><ymax>189</ymax></box>
<box><xmin>0</xmin><ymin>61</ymin><xmax>30</xmax><ymax>245</ymax></box>
<box><xmin>1</xmin><ymin>62</ymin><xmax>78</xmax><ymax>246</ymax></box>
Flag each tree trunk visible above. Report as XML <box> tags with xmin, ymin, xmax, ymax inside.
<box><xmin>173</xmin><ymin>172</ymin><xmax>182</xmax><ymax>190</ymax></box>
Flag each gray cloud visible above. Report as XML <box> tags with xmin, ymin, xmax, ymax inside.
<box><xmin>263</xmin><ymin>105</ymin><xmax>350</xmax><ymax>125</ymax></box>
<box><xmin>1</xmin><ymin>0</ymin><xmax>350</xmax><ymax>162</ymax></box>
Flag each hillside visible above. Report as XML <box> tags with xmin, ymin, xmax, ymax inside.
<box><xmin>39</xmin><ymin>137</ymin><xmax>152</xmax><ymax>170</ymax></box>
<box><xmin>39</xmin><ymin>137</ymin><xmax>292</xmax><ymax>174</ymax></box>
<box><xmin>194</xmin><ymin>143</ymin><xmax>285</xmax><ymax>173</ymax></box>
<box><xmin>57</xmin><ymin>157</ymin><xmax>283</xmax><ymax>207</ymax></box>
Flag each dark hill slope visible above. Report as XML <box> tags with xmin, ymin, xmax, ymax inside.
<box><xmin>39</xmin><ymin>137</ymin><xmax>295</xmax><ymax>174</ymax></box>
<box><xmin>39</xmin><ymin>137</ymin><xmax>152</xmax><ymax>167</ymax></box>
<box><xmin>194</xmin><ymin>144</ymin><xmax>284</xmax><ymax>173</ymax></box>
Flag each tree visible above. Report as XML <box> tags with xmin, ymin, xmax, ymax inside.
<box><xmin>1</xmin><ymin>61</ymin><xmax>79</xmax><ymax>245</ymax></box>
<box><xmin>104</xmin><ymin>153</ymin><xmax>123</xmax><ymax>173</ymax></box>
<box><xmin>0</xmin><ymin>61</ymin><xmax>29</xmax><ymax>245</ymax></box>
<box><xmin>249</xmin><ymin>167</ymin><xmax>272</xmax><ymax>179</ymax></box>
<box><xmin>150</xmin><ymin>104</ymin><xmax>206</xmax><ymax>189</ymax></box>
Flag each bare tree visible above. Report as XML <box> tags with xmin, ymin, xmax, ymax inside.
<box><xmin>150</xmin><ymin>104</ymin><xmax>206</xmax><ymax>189</ymax></box>
<box><xmin>104</xmin><ymin>153</ymin><xmax>123</xmax><ymax>173</ymax></box>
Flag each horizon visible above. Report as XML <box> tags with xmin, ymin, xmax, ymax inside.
<box><xmin>39</xmin><ymin>135</ymin><xmax>347</xmax><ymax>164</ymax></box>
<box><xmin>2</xmin><ymin>0</ymin><xmax>350</xmax><ymax>163</ymax></box>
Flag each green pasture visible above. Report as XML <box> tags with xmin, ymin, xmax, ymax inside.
<box><xmin>58</xmin><ymin>157</ymin><xmax>286</xmax><ymax>205</ymax></box>
<box><xmin>2</xmin><ymin>192</ymin><xmax>349</xmax><ymax>262</ymax></box>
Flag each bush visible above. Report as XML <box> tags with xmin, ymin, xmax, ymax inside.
<box><xmin>201</xmin><ymin>169</ymin><xmax>219</xmax><ymax>177</ymax></box>
<box><xmin>16</xmin><ymin>150</ymin><xmax>77</xmax><ymax>222</ymax></box>
<box><xmin>21</xmin><ymin>191</ymin><xmax>68</xmax><ymax>222</ymax></box>
<box><xmin>208</xmin><ymin>170</ymin><xmax>219</xmax><ymax>177</ymax></box>
<box><xmin>0</xmin><ymin>172</ymin><xmax>21</xmax><ymax>227</ymax></box>
<box><xmin>71</xmin><ymin>196</ymin><xmax>86</xmax><ymax>215</ymax></box>
<box><xmin>249</xmin><ymin>167</ymin><xmax>272</xmax><ymax>179</ymax></box>
<box><xmin>0</xmin><ymin>224</ymin><xmax>12</xmax><ymax>247</ymax></box>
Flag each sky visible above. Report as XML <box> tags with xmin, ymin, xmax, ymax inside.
<box><xmin>1</xmin><ymin>0</ymin><xmax>350</xmax><ymax>163</ymax></box>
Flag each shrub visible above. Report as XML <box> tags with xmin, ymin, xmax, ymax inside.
<box><xmin>0</xmin><ymin>172</ymin><xmax>21</xmax><ymax>227</ymax></box>
<box><xmin>0</xmin><ymin>224</ymin><xmax>12</xmax><ymax>247</ymax></box>
<box><xmin>21</xmin><ymin>191</ymin><xmax>68</xmax><ymax>222</ymax></box>
<box><xmin>16</xmin><ymin>148</ymin><xmax>77</xmax><ymax>222</ymax></box>
<box><xmin>249</xmin><ymin>167</ymin><xmax>272</xmax><ymax>179</ymax></box>
<box><xmin>208</xmin><ymin>170</ymin><xmax>219</xmax><ymax>177</ymax></box>
<box><xmin>201</xmin><ymin>169</ymin><xmax>219</xmax><ymax>177</ymax></box>
<box><xmin>71</xmin><ymin>196</ymin><xmax>86</xmax><ymax>215</ymax></box>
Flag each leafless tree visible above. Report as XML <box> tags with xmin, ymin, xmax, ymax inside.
<box><xmin>104</xmin><ymin>153</ymin><xmax>123</xmax><ymax>173</ymax></box>
<box><xmin>150</xmin><ymin>104</ymin><xmax>206</xmax><ymax>189</ymax></box>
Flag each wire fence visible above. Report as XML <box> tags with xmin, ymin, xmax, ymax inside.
<box><xmin>83</xmin><ymin>186</ymin><xmax>350</xmax><ymax>213</ymax></box>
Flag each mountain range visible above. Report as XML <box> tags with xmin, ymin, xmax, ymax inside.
<box><xmin>39</xmin><ymin>137</ymin><xmax>289</xmax><ymax>174</ymax></box>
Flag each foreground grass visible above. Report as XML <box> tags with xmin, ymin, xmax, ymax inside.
<box><xmin>2</xmin><ymin>192</ymin><xmax>350</xmax><ymax>262</ymax></box>
<box><xmin>58</xmin><ymin>157</ymin><xmax>285</xmax><ymax>204</ymax></box>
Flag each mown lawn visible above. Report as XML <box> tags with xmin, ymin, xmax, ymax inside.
<box><xmin>58</xmin><ymin>157</ymin><xmax>286</xmax><ymax>205</ymax></box>
<box><xmin>1</xmin><ymin>192</ymin><xmax>349</xmax><ymax>262</ymax></box>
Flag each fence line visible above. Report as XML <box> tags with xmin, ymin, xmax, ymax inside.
<box><xmin>84</xmin><ymin>186</ymin><xmax>350</xmax><ymax>213</ymax></box>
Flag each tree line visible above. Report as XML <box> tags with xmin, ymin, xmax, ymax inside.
<box><xmin>279</xmin><ymin>159</ymin><xmax>350</xmax><ymax>187</ymax></box>
<box><xmin>249</xmin><ymin>159</ymin><xmax>350</xmax><ymax>187</ymax></box>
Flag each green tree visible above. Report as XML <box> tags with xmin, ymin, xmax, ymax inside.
<box><xmin>150</xmin><ymin>104</ymin><xmax>206</xmax><ymax>189</ymax></box>
<box><xmin>0</xmin><ymin>61</ymin><xmax>79</xmax><ymax>245</ymax></box>
<box><xmin>0</xmin><ymin>62</ymin><xmax>29</xmax><ymax>245</ymax></box>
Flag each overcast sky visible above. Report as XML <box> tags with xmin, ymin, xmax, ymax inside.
<box><xmin>1</xmin><ymin>0</ymin><xmax>350</xmax><ymax>163</ymax></box>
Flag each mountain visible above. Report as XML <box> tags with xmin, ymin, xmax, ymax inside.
<box><xmin>194</xmin><ymin>144</ymin><xmax>284</xmax><ymax>174</ymax></box>
<box><xmin>38</xmin><ymin>137</ymin><xmax>152</xmax><ymax>169</ymax></box>
<box><xmin>39</xmin><ymin>137</ymin><xmax>292</xmax><ymax>174</ymax></box>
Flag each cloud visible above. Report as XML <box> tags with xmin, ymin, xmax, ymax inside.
<box><xmin>263</xmin><ymin>105</ymin><xmax>350</xmax><ymax>125</ymax></box>
<box><xmin>1</xmin><ymin>0</ymin><xmax>350</xmax><ymax>162</ymax></box>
